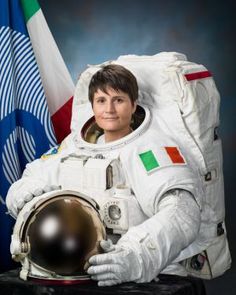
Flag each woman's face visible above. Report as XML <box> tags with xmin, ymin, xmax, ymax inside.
<box><xmin>92</xmin><ymin>87</ymin><xmax>136</xmax><ymax>142</ymax></box>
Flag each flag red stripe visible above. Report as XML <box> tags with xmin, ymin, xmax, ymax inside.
<box><xmin>184</xmin><ymin>71</ymin><xmax>212</xmax><ymax>81</ymax></box>
<box><xmin>165</xmin><ymin>147</ymin><xmax>185</xmax><ymax>164</ymax></box>
<box><xmin>51</xmin><ymin>97</ymin><xmax>73</xmax><ymax>143</ymax></box>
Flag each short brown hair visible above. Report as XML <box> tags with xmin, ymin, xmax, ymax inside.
<box><xmin>88</xmin><ymin>64</ymin><xmax>138</xmax><ymax>105</ymax></box>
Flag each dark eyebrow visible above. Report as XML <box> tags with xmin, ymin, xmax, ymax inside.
<box><xmin>94</xmin><ymin>96</ymin><xmax>106</xmax><ymax>100</ymax></box>
<box><xmin>112</xmin><ymin>96</ymin><xmax>126</xmax><ymax>99</ymax></box>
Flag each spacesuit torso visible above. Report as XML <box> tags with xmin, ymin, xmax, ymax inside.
<box><xmin>12</xmin><ymin>102</ymin><xmax>203</xmax><ymax>275</ymax></box>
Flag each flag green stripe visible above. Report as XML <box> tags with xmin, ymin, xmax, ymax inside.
<box><xmin>21</xmin><ymin>0</ymin><xmax>40</xmax><ymax>22</ymax></box>
<box><xmin>139</xmin><ymin>150</ymin><xmax>159</xmax><ymax>172</ymax></box>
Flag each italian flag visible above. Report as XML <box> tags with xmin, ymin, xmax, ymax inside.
<box><xmin>21</xmin><ymin>0</ymin><xmax>75</xmax><ymax>143</ymax></box>
<box><xmin>139</xmin><ymin>147</ymin><xmax>186</xmax><ymax>172</ymax></box>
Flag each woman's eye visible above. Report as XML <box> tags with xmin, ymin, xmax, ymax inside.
<box><xmin>97</xmin><ymin>98</ymin><xmax>105</xmax><ymax>104</ymax></box>
<box><xmin>116</xmin><ymin>98</ymin><xmax>124</xmax><ymax>103</ymax></box>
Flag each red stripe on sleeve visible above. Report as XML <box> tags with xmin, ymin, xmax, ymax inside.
<box><xmin>184</xmin><ymin>71</ymin><xmax>212</xmax><ymax>81</ymax></box>
<box><xmin>165</xmin><ymin>147</ymin><xmax>185</xmax><ymax>164</ymax></box>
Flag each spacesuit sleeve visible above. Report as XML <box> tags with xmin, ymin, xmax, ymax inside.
<box><xmin>118</xmin><ymin>143</ymin><xmax>203</xmax><ymax>279</ymax></box>
<box><xmin>117</xmin><ymin>189</ymin><xmax>201</xmax><ymax>281</ymax></box>
<box><xmin>11</xmin><ymin>145</ymin><xmax>63</xmax><ymax>185</ymax></box>
<box><xmin>122</xmin><ymin>161</ymin><xmax>203</xmax><ymax>217</ymax></box>
<box><xmin>6</xmin><ymin>139</ymin><xmax>70</xmax><ymax>216</ymax></box>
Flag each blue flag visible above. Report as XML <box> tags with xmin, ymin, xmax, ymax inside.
<box><xmin>0</xmin><ymin>0</ymin><xmax>57</xmax><ymax>272</ymax></box>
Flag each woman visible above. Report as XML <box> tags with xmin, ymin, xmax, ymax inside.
<box><xmin>88</xmin><ymin>64</ymin><xmax>138</xmax><ymax>143</ymax></box>
<box><xmin>6</xmin><ymin>64</ymin><xmax>201</xmax><ymax>286</ymax></box>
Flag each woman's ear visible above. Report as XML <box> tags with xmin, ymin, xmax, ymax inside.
<box><xmin>132</xmin><ymin>101</ymin><xmax>137</xmax><ymax>114</ymax></box>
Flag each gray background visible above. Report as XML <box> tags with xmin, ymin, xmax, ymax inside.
<box><xmin>39</xmin><ymin>0</ymin><xmax>236</xmax><ymax>294</ymax></box>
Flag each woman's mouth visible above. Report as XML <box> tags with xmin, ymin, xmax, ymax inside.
<box><xmin>103</xmin><ymin>117</ymin><xmax>118</xmax><ymax>120</ymax></box>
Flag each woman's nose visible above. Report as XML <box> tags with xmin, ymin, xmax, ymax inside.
<box><xmin>105</xmin><ymin>101</ymin><xmax>115</xmax><ymax>112</ymax></box>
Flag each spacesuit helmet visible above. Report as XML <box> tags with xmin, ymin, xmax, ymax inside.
<box><xmin>11</xmin><ymin>190</ymin><xmax>106</xmax><ymax>282</ymax></box>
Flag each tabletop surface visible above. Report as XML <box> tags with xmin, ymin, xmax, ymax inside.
<box><xmin>0</xmin><ymin>269</ymin><xmax>206</xmax><ymax>295</ymax></box>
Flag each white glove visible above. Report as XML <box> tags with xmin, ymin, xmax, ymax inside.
<box><xmin>6</xmin><ymin>179</ymin><xmax>61</xmax><ymax>218</ymax></box>
<box><xmin>87</xmin><ymin>238</ymin><xmax>152</xmax><ymax>286</ymax></box>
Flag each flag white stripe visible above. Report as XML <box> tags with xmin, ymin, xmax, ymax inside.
<box><xmin>27</xmin><ymin>10</ymin><xmax>74</xmax><ymax>115</ymax></box>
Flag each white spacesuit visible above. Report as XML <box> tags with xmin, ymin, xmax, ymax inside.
<box><xmin>6</xmin><ymin>52</ymin><xmax>231</xmax><ymax>285</ymax></box>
